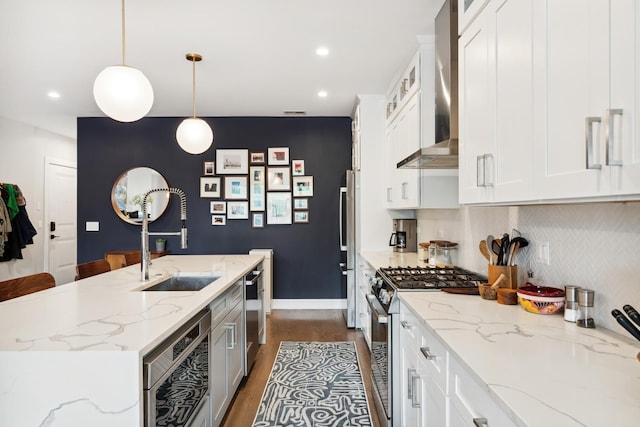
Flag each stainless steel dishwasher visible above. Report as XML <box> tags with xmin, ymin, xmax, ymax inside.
<box><xmin>143</xmin><ymin>308</ymin><xmax>211</xmax><ymax>427</ymax></box>
<box><xmin>244</xmin><ymin>268</ymin><xmax>264</xmax><ymax>374</ymax></box>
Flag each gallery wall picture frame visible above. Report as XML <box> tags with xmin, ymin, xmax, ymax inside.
<box><xmin>252</xmin><ymin>212</ymin><xmax>264</xmax><ymax>228</ymax></box>
<box><xmin>292</xmin><ymin>160</ymin><xmax>305</xmax><ymax>176</ymax></box>
<box><xmin>210</xmin><ymin>201</ymin><xmax>226</xmax><ymax>214</ymax></box>
<box><xmin>203</xmin><ymin>161</ymin><xmax>215</xmax><ymax>176</ymax></box>
<box><xmin>249</xmin><ymin>166</ymin><xmax>266</xmax><ymax>211</ymax></box>
<box><xmin>216</xmin><ymin>149</ymin><xmax>249</xmax><ymax>174</ymax></box>
<box><xmin>224</xmin><ymin>176</ymin><xmax>248</xmax><ymax>200</ymax></box>
<box><xmin>267</xmin><ymin>147</ymin><xmax>289</xmax><ymax>165</ymax></box>
<box><xmin>294</xmin><ymin>198</ymin><xmax>308</xmax><ymax>210</ymax></box>
<box><xmin>227</xmin><ymin>201</ymin><xmax>249</xmax><ymax>219</ymax></box>
<box><xmin>292</xmin><ymin>175</ymin><xmax>314</xmax><ymax>197</ymax></box>
<box><xmin>294</xmin><ymin>211</ymin><xmax>309</xmax><ymax>223</ymax></box>
<box><xmin>266</xmin><ymin>192</ymin><xmax>292</xmax><ymax>225</ymax></box>
<box><xmin>200</xmin><ymin>177</ymin><xmax>221</xmax><ymax>198</ymax></box>
<box><xmin>212</xmin><ymin>215</ymin><xmax>226</xmax><ymax>226</ymax></box>
<box><xmin>267</xmin><ymin>167</ymin><xmax>291</xmax><ymax>191</ymax></box>
<box><xmin>250</xmin><ymin>152</ymin><xmax>265</xmax><ymax>164</ymax></box>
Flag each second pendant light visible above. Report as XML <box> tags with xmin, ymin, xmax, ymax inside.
<box><xmin>176</xmin><ymin>53</ymin><xmax>213</xmax><ymax>154</ymax></box>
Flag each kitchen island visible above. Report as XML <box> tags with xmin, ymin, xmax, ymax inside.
<box><xmin>0</xmin><ymin>254</ymin><xmax>263</xmax><ymax>427</ymax></box>
<box><xmin>361</xmin><ymin>250</ymin><xmax>640</xmax><ymax>426</ymax></box>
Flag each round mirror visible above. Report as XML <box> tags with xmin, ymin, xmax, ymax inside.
<box><xmin>111</xmin><ymin>167</ymin><xmax>170</xmax><ymax>225</ymax></box>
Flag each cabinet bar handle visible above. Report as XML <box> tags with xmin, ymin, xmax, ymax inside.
<box><xmin>483</xmin><ymin>154</ymin><xmax>494</xmax><ymax>187</ymax></box>
<box><xmin>387</xmin><ymin>187</ymin><xmax>392</xmax><ymax>203</ymax></box>
<box><xmin>585</xmin><ymin>116</ymin><xmax>602</xmax><ymax>170</ymax></box>
<box><xmin>605</xmin><ymin>109</ymin><xmax>623</xmax><ymax>166</ymax></box>
<box><xmin>401</xmin><ymin>182</ymin><xmax>408</xmax><ymax>199</ymax></box>
<box><xmin>476</xmin><ymin>155</ymin><xmax>485</xmax><ymax>187</ymax></box>
<box><xmin>407</xmin><ymin>368</ymin><xmax>417</xmax><ymax>399</ymax></box>
<box><xmin>473</xmin><ymin>417</ymin><xmax>489</xmax><ymax>427</ymax></box>
<box><xmin>420</xmin><ymin>346</ymin><xmax>436</xmax><ymax>360</ymax></box>
<box><xmin>411</xmin><ymin>372</ymin><xmax>421</xmax><ymax>408</ymax></box>
<box><xmin>224</xmin><ymin>324</ymin><xmax>234</xmax><ymax>350</ymax></box>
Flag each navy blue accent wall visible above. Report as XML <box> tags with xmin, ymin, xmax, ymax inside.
<box><xmin>77</xmin><ymin>117</ymin><xmax>351</xmax><ymax>299</ymax></box>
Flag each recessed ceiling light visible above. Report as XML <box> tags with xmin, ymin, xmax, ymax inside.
<box><xmin>316</xmin><ymin>47</ymin><xmax>329</xmax><ymax>56</ymax></box>
<box><xmin>318</xmin><ymin>90</ymin><xmax>328</xmax><ymax>98</ymax></box>
<box><xmin>47</xmin><ymin>91</ymin><xmax>61</xmax><ymax>99</ymax></box>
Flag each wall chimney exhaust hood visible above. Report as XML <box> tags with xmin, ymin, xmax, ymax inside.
<box><xmin>398</xmin><ymin>0</ymin><xmax>458</xmax><ymax>169</ymax></box>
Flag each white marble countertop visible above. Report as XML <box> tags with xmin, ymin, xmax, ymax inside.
<box><xmin>360</xmin><ymin>250</ymin><xmax>640</xmax><ymax>426</ymax></box>
<box><xmin>0</xmin><ymin>254</ymin><xmax>263</xmax><ymax>426</ymax></box>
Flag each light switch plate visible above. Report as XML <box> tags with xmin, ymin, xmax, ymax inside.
<box><xmin>85</xmin><ymin>221</ymin><xmax>100</xmax><ymax>232</ymax></box>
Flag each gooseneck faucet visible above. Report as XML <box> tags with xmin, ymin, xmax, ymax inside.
<box><xmin>141</xmin><ymin>187</ymin><xmax>188</xmax><ymax>281</ymax></box>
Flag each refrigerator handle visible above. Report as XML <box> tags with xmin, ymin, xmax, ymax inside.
<box><xmin>339</xmin><ymin>186</ymin><xmax>347</xmax><ymax>251</ymax></box>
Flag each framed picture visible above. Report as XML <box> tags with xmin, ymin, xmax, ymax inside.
<box><xmin>224</xmin><ymin>176</ymin><xmax>248</xmax><ymax>200</ymax></box>
<box><xmin>203</xmin><ymin>161</ymin><xmax>215</xmax><ymax>176</ymax></box>
<box><xmin>212</xmin><ymin>215</ymin><xmax>226</xmax><ymax>226</ymax></box>
<box><xmin>268</xmin><ymin>147</ymin><xmax>289</xmax><ymax>165</ymax></box>
<box><xmin>294</xmin><ymin>198</ymin><xmax>308</xmax><ymax>210</ymax></box>
<box><xmin>250</xmin><ymin>166</ymin><xmax>265</xmax><ymax>211</ymax></box>
<box><xmin>227</xmin><ymin>201</ymin><xmax>249</xmax><ymax>219</ymax></box>
<box><xmin>210</xmin><ymin>201</ymin><xmax>226</xmax><ymax>214</ymax></box>
<box><xmin>267</xmin><ymin>167</ymin><xmax>291</xmax><ymax>191</ymax></box>
<box><xmin>200</xmin><ymin>177</ymin><xmax>221</xmax><ymax>198</ymax></box>
<box><xmin>216</xmin><ymin>149</ymin><xmax>248</xmax><ymax>174</ymax></box>
<box><xmin>266</xmin><ymin>192</ymin><xmax>292</xmax><ymax>225</ymax></box>
<box><xmin>292</xmin><ymin>160</ymin><xmax>305</xmax><ymax>175</ymax></box>
<box><xmin>294</xmin><ymin>211</ymin><xmax>309</xmax><ymax>223</ymax></box>
<box><xmin>292</xmin><ymin>176</ymin><xmax>314</xmax><ymax>197</ymax></box>
<box><xmin>252</xmin><ymin>213</ymin><xmax>264</xmax><ymax>228</ymax></box>
<box><xmin>250</xmin><ymin>152</ymin><xmax>265</xmax><ymax>164</ymax></box>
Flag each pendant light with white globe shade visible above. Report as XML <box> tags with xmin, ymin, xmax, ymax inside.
<box><xmin>176</xmin><ymin>53</ymin><xmax>213</xmax><ymax>155</ymax></box>
<box><xmin>93</xmin><ymin>0</ymin><xmax>154</xmax><ymax>122</ymax></box>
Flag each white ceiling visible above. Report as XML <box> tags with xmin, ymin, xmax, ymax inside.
<box><xmin>0</xmin><ymin>0</ymin><xmax>444</xmax><ymax>139</ymax></box>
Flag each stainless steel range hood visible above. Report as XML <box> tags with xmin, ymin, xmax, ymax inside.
<box><xmin>398</xmin><ymin>0</ymin><xmax>458</xmax><ymax>169</ymax></box>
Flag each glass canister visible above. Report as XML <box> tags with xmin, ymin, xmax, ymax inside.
<box><xmin>437</xmin><ymin>242</ymin><xmax>457</xmax><ymax>267</ymax></box>
<box><xmin>428</xmin><ymin>242</ymin><xmax>437</xmax><ymax>267</ymax></box>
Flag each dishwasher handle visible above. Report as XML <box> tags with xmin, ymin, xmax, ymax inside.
<box><xmin>245</xmin><ymin>269</ymin><xmax>263</xmax><ymax>286</ymax></box>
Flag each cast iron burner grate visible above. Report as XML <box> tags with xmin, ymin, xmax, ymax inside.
<box><xmin>378</xmin><ymin>266</ymin><xmax>486</xmax><ymax>290</ymax></box>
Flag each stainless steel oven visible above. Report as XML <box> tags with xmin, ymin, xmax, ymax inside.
<box><xmin>244</xmin><ymin>268</ymin><xmax>264</xmax><ymax>375</ymax></box>
<box><xmin>367</xmin><ymin>293</ymin><xmax>391</xmax><ymax>426</ymax></box>
<box><xmin>143</xmin><ymin>309</ymin><xmax>211</xmax><ymax>427</ymax></box>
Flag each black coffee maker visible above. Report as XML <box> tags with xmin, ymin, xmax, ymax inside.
<box><xmin>389</xmin><ymin>219</ymin><xmax>417</xmax><ymax>253</ymax></box>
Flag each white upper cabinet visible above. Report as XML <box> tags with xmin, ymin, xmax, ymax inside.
<box><xmin>459</xmin><ymin>0</ymin><xmax>640</xmax><ymax>205</ymax></box>
<box><xmin>458</xmin><ymin>0</ymin><xmax>491</xmax><ymax>35</ymax></box>
<box><xmin>385</xmin><ymin>41</ymin><xmax>459</xmax><ymax>210</ymax></box>
<box><xmin>533</xmin><ymin>0</ymin><xmax>640</xmax><ymax>201</ymax></box>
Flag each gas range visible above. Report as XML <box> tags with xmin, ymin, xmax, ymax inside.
<box><xmin>372</xmin><ymin>266</ymin><xmax>486</xmax><ymax>313</ymax></box>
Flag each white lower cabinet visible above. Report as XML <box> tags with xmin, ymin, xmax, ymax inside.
<box><xmin>356</xmin><ymin>256</ymin><xmax>375</xmax><ymax>347</ymax></box>
<box><xmin>210</xmin><ymin>280</ymin><xmax>244</xmax><ymax>427</ymax></box>
<box><xmin>397</xmin><ymin>301</ymin><xmax>515</xmax><ymax>427</ymax></box>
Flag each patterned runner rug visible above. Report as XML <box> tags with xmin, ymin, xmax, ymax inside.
<box><xmin>252</xmin><ymin>341</ymin><xmax>372</xmax><ymax>426</ymax></box>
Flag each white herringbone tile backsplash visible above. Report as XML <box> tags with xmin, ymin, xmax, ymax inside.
<box><xmin>416</xmin><ymin>202</ymin><xmax>640</xmax><ymax>335</ymax></box>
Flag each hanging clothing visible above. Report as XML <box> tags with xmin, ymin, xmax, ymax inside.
<box><xmin>0</xmin><ymin>184</ymin><xmax>37</xmax><ymax>262</ymax></box>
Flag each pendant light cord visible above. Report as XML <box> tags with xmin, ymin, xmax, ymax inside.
<box><xmin>192</xmin><ymin>57</ymin><xmax>197</xmax><ymax>118</ymax></box>
<box><xmin>121</xmin><ymin>0</ymin><xmax>126</xmax><ymax>65</ymax></box>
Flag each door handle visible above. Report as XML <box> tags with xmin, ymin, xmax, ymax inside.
<box><xmin>50</xmin><ymin>234</ymin><xmax>60</xmax><ymax>240</ymax></box>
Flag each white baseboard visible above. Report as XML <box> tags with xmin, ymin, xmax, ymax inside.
<box><xmin>271</xmin><ymin>299</ymin><xmax>346</xmax><ymax>310</ymax></box>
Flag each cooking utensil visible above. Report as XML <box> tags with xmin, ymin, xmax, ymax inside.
<box><xmin>507</xmin><ymin>237</ymin><xmax>529</xmax><ymax>266</ymax></box>
<box><xmin>479</xmin><ymin>283</ymin><xmax>497</xmax><ymax>300</ymax></box>
<box><xmin>623</xmin><ymin>304</ymin><xmax>640</xmax><ymax>327</ymax></box>
<box><xmin>611</xmin><ymin>309</ymin><xmax>640</xmax><ymax>342</ymax></box>
<box><xmin>491</xmin><ymin>239</ymin><xmax>502</xmax><ymax>264</ymax></box>
<box><xmin>486</xmin><ymin>235</ymin><xmax>495</xmax><ymax>265</ymax></box>
<box><xmin>497</xmin><ymin>233</ymin><xmax>510</xmax><ymax>266</ymax></box>
<box><xmin>490</xmin><ymin>273</ymin><xmax>507</xmax><ymax>289</ymax></box>
<box><xmin>479</xmin><ymin>241</ymin><xmax>491</xmax><ymax>262</ymax></box>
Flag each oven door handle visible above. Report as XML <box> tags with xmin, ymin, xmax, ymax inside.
<box><xmin>366</xmin><ymin>294</ymin><xmax>388</xmax><ymax>324</ymax></box>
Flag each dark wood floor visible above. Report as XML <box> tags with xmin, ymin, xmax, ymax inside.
<box><xmin>221</xmin><ymin>309</ymin><xmax>382</xmax><ymax>427</ymax></box>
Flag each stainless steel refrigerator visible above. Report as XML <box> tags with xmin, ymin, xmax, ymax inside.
<box><xmin>339</xmin><ymin>170</ymin><xmax>356</xmax><ymax>328</ymax></box>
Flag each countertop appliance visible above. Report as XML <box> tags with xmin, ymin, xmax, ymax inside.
<box><xmin>388</xmin><ymin>219</ymin><xmax>417</xmax><ymax>253</ymax></box>
<box><xmin>368</xmin><ymin>265</ymin><xmax>486</xmax><ymax>425</ymax></box>
<box><xmin>397</xmin><ymin>0</ymin><xmax>459</xmax><ymax>169</ymax></box>
<box><xmin>339</xmin><ymin>170</ymin><xmax>357</xmax><ymax>328</ymax></box>
<box><xmin>143</xmin><ymin>308</ymin><xmax>211</xmax><ymax>427</ymax></box>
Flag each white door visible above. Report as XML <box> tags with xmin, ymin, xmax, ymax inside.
<box><xmin>45</xmin><ymin>159</ymin><xmax>77</xmax><ymax>285</ymax></box>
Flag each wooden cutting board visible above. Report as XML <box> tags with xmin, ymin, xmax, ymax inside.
<box><xmin>441</xmin><ymin>288</ymin><xmax>480</xmax><ymax>295</ymax></box>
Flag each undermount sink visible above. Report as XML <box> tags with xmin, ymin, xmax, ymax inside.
<box><xmin>141</xmin><ymin>274</ymin><xmax>221</xmax><ymax>292</ymax></box>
